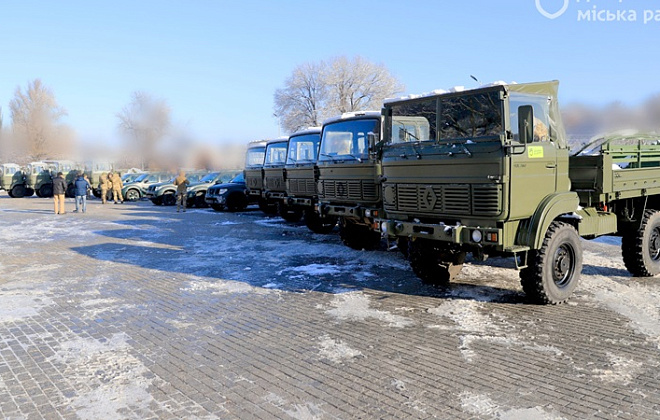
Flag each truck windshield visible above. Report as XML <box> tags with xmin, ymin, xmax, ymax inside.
<box><xmin>264</xmin><ymin>142</ymin><xmax>288</xmax><ymax>166</ymax></box>
<box><xmin>318</xmin><ymin>118</ymin><xmax>379</xmax><ymax>162</ymax></box>
<box><xmin>287</xmin><ymin>133</ymin><xmax>320</xmax><ymax>164</ymax></box>
<box><xmin>245</xmin><ymin>146</ymin><xmax>266</xmax><ymax>168</ymax></box>
<box><xmin>387</xmin><ymin>90</ymin><xmax>503</xmax><ymax>143</ymax></box>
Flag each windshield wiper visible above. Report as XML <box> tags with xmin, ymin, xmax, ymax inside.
<box><xmin>320</xmin><ymin>153</ymin><xmax>337</xmax><ymax>161</ymax></box>
<box><xmin>398</xmin><ymin>125</ymin><xmax>420</xmax><ymax>142</ymax></box>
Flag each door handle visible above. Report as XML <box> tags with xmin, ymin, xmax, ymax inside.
<box><xmin>546</xmin><ymin>164</ymin><xmax>557</xmax><ymax>169</ymax></box>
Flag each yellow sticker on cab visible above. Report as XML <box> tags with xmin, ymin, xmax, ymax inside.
<box><xmin>528</xmin><ymin>146</ymin><xmax>544</xmax><ymax>158</ymax></box>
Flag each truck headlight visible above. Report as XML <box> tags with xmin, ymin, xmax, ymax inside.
<box><xmin>380</xmin><ymin>222</ymin><xmax>387</xmax><ymax>233</ymax></box>
<box><xmin>471</xmin><ymin>230</ymin><xmax>483</xmax><ymax>243</ymax></box>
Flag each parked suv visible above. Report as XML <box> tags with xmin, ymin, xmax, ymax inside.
<box><xmin>206</xmin><ymin>173</ymin><xmax>257</xmax><ymax>211</ymax></box>
<box><xmin>146</xmin><ymin>171</ymin><xmax>208</xmax><ymax>206</ymax></box>
<box><xmin>122</xmin><ymin>172</ymin><xmax>174</xmax><ymax>202</ymax></box>
<box><xmin>185</xmin><ymin>171</ymin><xmax>238</xmax><ymax>208</ymax></box>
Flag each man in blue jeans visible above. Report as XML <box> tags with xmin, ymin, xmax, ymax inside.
<box><xmin>73</xmin><ymin>172</ymin><xmax>91</xmax><ymax>213</ymax></box>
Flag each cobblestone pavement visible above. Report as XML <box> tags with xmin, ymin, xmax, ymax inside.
<box><xmin>0</xmin><ymin>194</ymin><xmax>659</xmax><ymax>419</ymax></box>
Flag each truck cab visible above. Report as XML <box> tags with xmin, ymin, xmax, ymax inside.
<box><xmin>243</xmin><ymin>140</ymin><xmax>269</xmax><ymax>213</ymax></box>
<box><xmin>0</xmin><ymin>164</ymin><xmax>27</xmax><ymax>197</ymax></box>
<box><xmin>262</xmin><ymin>138</ymin><xmax>291</xmax><ymax>218</ymax></box>
<box><xmin>284</xmin><ymin>127</ymin><xmax>336</xmax><ymax>233</ymax></box>
<box><xmin>316</xmin><ymin>111</ymin><xmax>383</xmax><ymax>249</ymax></box>
<box><xmin>376</xmin><ymin>81</ymin><xmax>590</xmax><ymax>303</ymax></box>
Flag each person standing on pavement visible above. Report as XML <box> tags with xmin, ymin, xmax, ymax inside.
<box><xmin>52</xmin><ymin>172</ymin><xmax>67</xmax><ymax>215</ymax></box>
<box><xmin>73</xmin><ymin>172</ymin><xmax>92</xmax><ymax>213</ymax></box>
<box><xmin>99</xmin><ymin>172</ymin><xmax>110</xmax><ymax>204</ymax></box>
<box><xmin>173</xmin><ymin>170</ymin><xmax>190</xmax><ymax>212</ymax></box>
<box><xmin>111</xmin><ymin>171</ymin><xmax>124</xmax><ymax>204</ymax></box>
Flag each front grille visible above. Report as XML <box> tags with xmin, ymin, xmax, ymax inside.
<box><xmin>386</xmin><ymin>183</ymin><xmax>501</xmax><ymax>217</ymax></box>
<box><xmin>265</xmin><ymin>176</ymin><xmax>284</xmax><ymax>191</ymax></box>
<box><xmin>288</xmin><ymin>178</ymin><xmax>316</xmax><ymax>195</ymax></box>
<box><xmin>321</xmin><ymin>180</ymin><xmax>378</xmax><ymax>201</ymax></box>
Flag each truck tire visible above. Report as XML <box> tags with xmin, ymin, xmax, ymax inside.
<box><xmin>65</xmin><ymin>184</ymin><xmax>75</xmax><ymax>198</ymax></box>
<box><xmin>39</xmin><ymin>184</ymin><xmax>53</xmax><ymax>198</ymax></box>
<box><xmin>125</xmin><ymin>189</ymin><xmax>141</xmax><ymax>202</ymax></box>
<box><xmin>622</xmin><ymin>210</ymin><xmax>660</xmax><ymax>277</ymax></box>
<box><xmin>11</xmin><ymin>185</ymin><xmax>26</xmax><ymax>198</ymax></box>
<box><xmin>520</xmin><ymin>221</ymin><xmax>582</xmax><ymax>304</ymax></box>
<box><xmin>226</xmin><ymin>193</ymin><xmax>247</xmax><ymax>212</ymax></box>
<box><xmin>258</xmin><ymin>198</ymin><xmax>278</xmax><ymax>215</ymax></box>
<box><xmin>304</xmin><ymin>209</ymin><xmax>336</xmax><ymax>234</ymax></box>
<box><xmin>339</xmin><ymin>218</ymin><xmax>381</xmax><ymax>250</ymax></box>
<box><xmin>409</xmin><ymin>238</ymin><xmax>465</xmax><ymax>285</ymax></box>
<box><xmin>25</xmin><ymin>188</ymin><xmax>34</xmax><ymax>197</ymax></box>
<box><xmin>278</xmin><ymin>202</ymin><xmax>303</xmax><ymax>223</ymax></box>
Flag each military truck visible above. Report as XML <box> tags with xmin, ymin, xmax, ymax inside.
<box><xmin>0</xmin><ymin>164</ymin><xmax>27</xmax><ymax>197</ymax></box>
<box><xmin>122</xmin><ymin>172</ymin><xmax>173</xmax><ymax>202</ymax></box>
<box><xmin>146</xmin><ymin>171</ymin><xmax>209</xmax><ymax>206</ymax></box>
<box><xmin>186</xmin><ymin>171</ymin><xmax>238</xmax><ymax>208</ymax></box>
<box><xmin>26</xmin><ymin>162</ymin><xmax>52</xmax><ymax>197</ymax></box>
<box><xmin>82</xmin><ymin>160</ymin><xmax>113</xmax><ymax>198</ymax></box>
<box><xmin>375</xmin><ymin>80</ymin><xmax>660</xmax><ymax>304</ymax></box>
<box><xmin>243</xmin><ymin>140</ymin><xmax>270</xmax><ymax>213</ymax></box>
<box><xmin>283</xmin><ymin>127</ymin><xmax>337</xmax><ymax>233</ymax></box>
<box><xmin>262</xmin><ymin>138</ymin><xmax>302</xmax><ymax>220</ymax></box>
<box><xmin>316</xmin><ymin>112</ymin><xmax>385</xmax><ymax>250</ymax></box>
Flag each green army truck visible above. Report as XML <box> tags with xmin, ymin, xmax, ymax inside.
<box><xmin>243</xmin><ymin>140</ymin><xmax>270</xmax><ymax>213</ymax></box>
<box><xmin>26</xmin><ymin>162</ymin><xmax>51</xmax><ymax>197</ymax></box>
<box><xmin>316</xmin><ymin>112</ymin><xmax>385</xmax><ymax>250</ymax></box>
<box><xmin>375</xmin><ymin>80</ymin><xmax>660</xmax><ymax>304</ymax></box>
<box><xmin>263</xmin><ymin>138</ymin><xmax>302</xmax><ymax>221</ymax></box>
<box><xmin>0</xmin><ymin>164</ymin><xmax>27</xmax><ymax>197</ymax></box>
<box><xmin>284</xmin><ymin>127</ymin><xmax>337</xmax><ymax>233</ymax></box>
<box><xmin>82</xmin><ymin>160</ymin><xmax>113</xmax><ymax>198</ymax></box>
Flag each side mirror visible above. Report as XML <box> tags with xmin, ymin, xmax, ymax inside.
<box><xmin>367</xmin><ymin>133</ymin><xmax>377</xmax><ymax>151</ymax></box>
<box><xmin>518</xmin><ymin>105</ymin><xmax>534</xmax><ymax>144</ymax></box>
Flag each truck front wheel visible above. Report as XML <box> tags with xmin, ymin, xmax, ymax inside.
<box><xmin>339</xmin><ymin>218</ymin><xmax>380</xmax><ymax>250</ymax></box>
<box><xmin>520</xmin><ymin>221</ymin><xmax>582</xmax><ymax>304</ymax></box>
<box><xmin>304</xmin><ymin>210</ymin><xmax>336</xmax><ymax>234</ymax></box>
<box><xmin>622</xmin><ymin>209</ymin><xmax>660</xmax><ymax>277</ymax></box>
<box><xmin>10</xmin><ymin>185</ymin><xmax>26</xmax><ymax>198</ymax></box>
<box><xmin>409</xmin><ymin>238</ymin><xmax>465</xmax><ymax>285</ymax></box>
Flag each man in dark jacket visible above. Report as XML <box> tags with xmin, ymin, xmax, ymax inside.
<box><xmin>73</xmin><ymin>172</ymin><xmax>91</xmax><ymax>213</ymax></box>
<box><xmin>52</xmin><ymin>172</ymin><xmax>67</xmax><ymax>215</ymax></box>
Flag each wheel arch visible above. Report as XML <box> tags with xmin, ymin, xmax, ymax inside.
<box><xmin>520</xmin><ymin>192</ymin><xmax>580</xmax><ymax>249</ymax></box>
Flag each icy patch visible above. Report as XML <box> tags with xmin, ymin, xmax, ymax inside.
<box><xmin>281</xmin><ymin>263</ymin><xmax>343</xmax><ymax>277</ymax></box>
<box><xmin>0</xmin><ymin>290</ymin><xmax>54</xmax><ymax>322</ymax></box>
<box><xmin>54</xmin><ymin>333</ymin><xmax>155</xmax><ymax>419</ymax></box>
<box><xmin>460</xmin><ymin>392</ymin><xmax>565</xmax><ymax>419</ymax></box>
<box><xmin>182</xmin><ymin>278</ymin><xmax>271</xmax><ymax>295</ymax></box>
<box><xmin>265</xmin><ymin>392</ymin><xmax>325</xmax><ymax>420</ymax></box>
<box><xmin>592</xmin><ymin>352</ymin><xmax>644</xmax><ymax>385</ymax></box>
<box><xmin>214</xmin><ymin>221</ymin><xmax>240</xmax><ymax>226</ymax></box>
<box><xmin>0</xmin><ymin>217</ymin><xmax>105</xmax><ymax>244</ymax></box>
<box><xmin>326</xmin><ymin>292</ymin><xmax>413</xmax><ymax>328</ymax></box>
<box><xmin>318</xmin><ymin>335</ymin><xmax>363</xmax><ymax>363</ymax></box>
<box><xmin>581</xmin><ymin>272</ymin><xmax>660</xmax><ymax>348</ymax></box>
<box><xmin>428</xmin><ymin>300</ymin><xmax>562</xmax><ymax>361</ymax></box>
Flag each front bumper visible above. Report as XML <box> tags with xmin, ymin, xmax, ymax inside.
<box><xmin>375</xmin><ymin>219</ymin><xmax>503</xmax><ymax>248</ymax></box>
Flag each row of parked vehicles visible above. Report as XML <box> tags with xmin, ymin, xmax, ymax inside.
<box><xmin>0</xmin><ymin>160</ymin><xmax>113</xmax><ymax>198</ymax></box>
<box><xmin>236</xmin><ymin>80</ymin><xmax>660</xmax><ymax>305</ymax></box>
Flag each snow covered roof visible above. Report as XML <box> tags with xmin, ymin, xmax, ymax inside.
<box><xmin>322</xmin><ymin>111</ymin><xmax>381</xmax><ymax>126</ymax></box>
<box><xmin>289</xmin><ymin>127</ymin><xmax>321</xmax><ymax>137</ymax></box>
<box><xmin>384</xmin><ymin>81</ymin><xmax>512</xmax><ymax>104</ymax></box>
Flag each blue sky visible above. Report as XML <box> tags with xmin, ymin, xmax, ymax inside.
<box><xmin>1</xmin><ymin>0</ymin><xmax>658</xmax><ymax>147</ymax></box>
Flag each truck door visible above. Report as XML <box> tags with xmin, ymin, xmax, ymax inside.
<box><xmin>508</xmin><ymin>103</ymin><xmax>558</xmax><ymax>220</ymax></box>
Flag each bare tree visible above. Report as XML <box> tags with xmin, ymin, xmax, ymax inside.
<box><xmin>9</xmin><ymin>79</ymin><xmax>70</xmax><ymax>162</ymax></box>
<box><xmin>116</xmin><ymin>91</ymin><xmax>171</xmax><ymax>170</ymax></box>
<box><xmin>274</xmin><ymin>61</ymin><xmax>328</xmax><ymax>133</ymax></box>
<box><xmin>324</xmin><ymin>56</ymin><xmax>404</xmax><ymax>115</ymax></box>
<box><xmin>274</xmin><ymin>56</ymin><xmax>404</xmax><ymax>134</ymax></box>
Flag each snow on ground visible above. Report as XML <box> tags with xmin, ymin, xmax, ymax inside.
<box><xmin>325</xmin><ymin>292</ymin><xmax>414</xmax><ymax>328</ymax></box>
<box><xmin>318</xmin><ymin>334</ymin><xmax>363</xmax><ymax>363</ymax></box>
<box><xmin>460</xmin><ymin>392</ymin><xmax>565</xmax><ymax>420</ymax></box>
<box><xmin>53</xmin><ymin>333</ymin><xmax>155</xmax><ymax>420</ymax></box>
